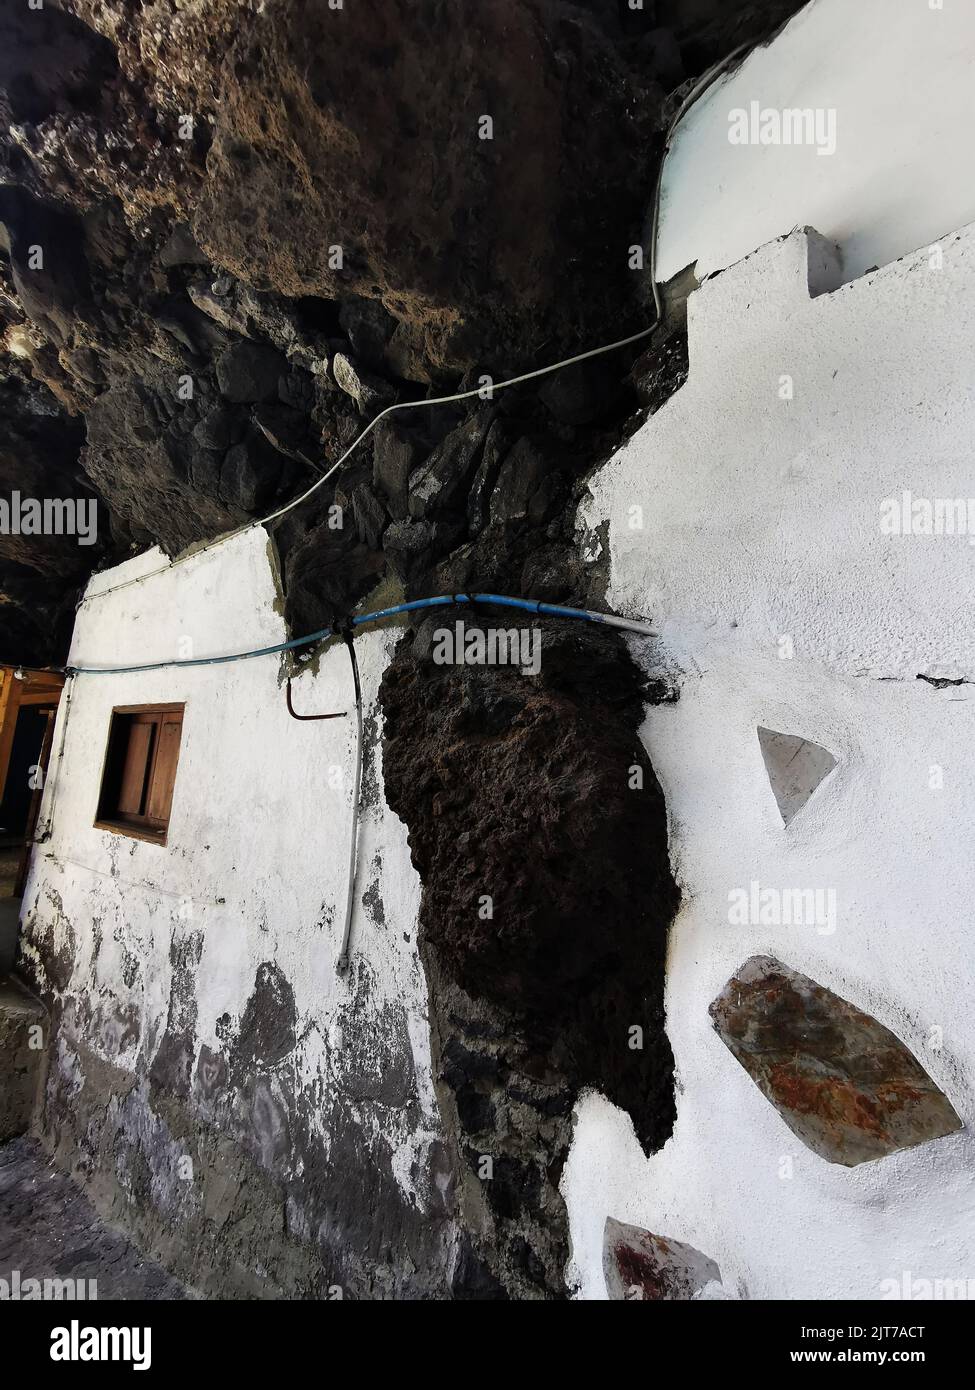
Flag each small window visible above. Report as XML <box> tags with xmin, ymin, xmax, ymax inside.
<box><xmin>95</xmin><ymin>704</ymin><xmax>184</xmax><ymax>844</ymax></box>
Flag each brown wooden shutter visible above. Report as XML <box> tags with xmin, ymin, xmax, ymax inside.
<box><xmin>117</xmin><ymin>721</ymin><xmax>154</xmax><ymax>815</ymax></box>
<box><xmin>146</xmin><ymin>717</ymin><xmax>182</xmax><ymax>824</ymax></box>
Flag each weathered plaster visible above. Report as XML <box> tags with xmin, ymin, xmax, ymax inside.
<box><xmin>20</xmin><ymin>529</ymin><xmax>456</xmax><ymax>1297</ymax></box>
<box><xmin>567</xmin><ymin>226</ymin><xmax>975</xmax><ymax>1299</ymax></box>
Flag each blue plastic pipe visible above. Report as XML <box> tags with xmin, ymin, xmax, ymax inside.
<box><xmin>352</xmin><ymin>594</ymin><xmax>654</xmax><ymax>634</ymax></box>
<box><xmin>66</xmin><ymin>594</ymin><xmax>654</xmax><ymax>675</ymax></box>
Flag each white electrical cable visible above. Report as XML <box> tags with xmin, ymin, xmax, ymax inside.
<box><xmin>43</xmin><ymin>45</ymin><xmax>750</xmax><ymax>979</ymax></box>
<box><xmin>335</xmin><ymin>635</ymin><xmax>363</xmax><ymax>976</ymax></box>
<box><xmin>77</xmin><ymin>43</ymin><xmax>746</xmax><ymax>609</ymax></box>
<box><xmin>79</xmin><ymin>314</ymin><xmax>662</xmax><ymax>606</ymax></box>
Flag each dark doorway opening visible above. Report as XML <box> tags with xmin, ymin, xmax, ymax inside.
<box><xmin>0</xmin><ymin>668</ymin><xmax>63</xmax><ymax>976</ymax></box>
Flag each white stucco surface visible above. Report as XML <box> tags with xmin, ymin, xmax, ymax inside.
<box><xmin>656</xmin><ymin>0</ymin><xmax>975</xmax><ymax>285</ymax></box>
<box><xmin>23</xmin><ymin>530</ymin><xmax>437</xmax><ymax>1217</ymax></box>
<box><xmin>567</xmin><ymin>225</ymin><xmax>975</xmax><ymax>1298</ymax></box>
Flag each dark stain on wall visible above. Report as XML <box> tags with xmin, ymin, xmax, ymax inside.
<box><xmin>231</xmin><ymin>961</ymin><xmax>297</xmax><ymax>1075</ymax></box>
<box><xmin>149</xmin><ymin>928</ymin><xmax>203</xmax><ymax>1100</ymax></box>
<box><xmin>21</xmin><ymin>894</ymin><xmax>466</xmax><ymax>1298</ymax></box>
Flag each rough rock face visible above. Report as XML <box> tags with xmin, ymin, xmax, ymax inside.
<box><xmin>0</xmin><ymin>353</ymin><xmax>103</xmax><ymax>661</ymax></box>
<box><xmin>381</xmin><ymin>617</ymin><xmax>679</xmax><ymax>1295</ymax></box>
<box><xmin>193</xmin><ymin>0</ymin><xmax>663</xmax><ymax>379</ymax></box>
<box><xmin>710</xmin><ymin>956</ymin><xmax>963</xmax><ymax>1166</ymax></box>
<box><xmin>0</xmin><ymin>0</ymin><xmax>806</xmax><ymax>661</ymax></box>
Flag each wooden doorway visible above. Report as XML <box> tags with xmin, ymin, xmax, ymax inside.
<box><xmin>0</xmin><ymin>667</ymin><xmax>64</xmax><ymax>901</ymax></box>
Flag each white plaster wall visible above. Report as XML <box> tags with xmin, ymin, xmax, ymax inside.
<box><xmin>657</xmin><ymin>0</ymin><xmax>975</xmax><ymax>285</ymax></box>
<box><xmin>22</xmin><ymin>530</ymin><xmax>436</xmax><ymax>1214</ymax></box>
<box><xmin>567</xmin><ymin>225</ymin><xmax>975</xmax><ymax>1298</ymax></box>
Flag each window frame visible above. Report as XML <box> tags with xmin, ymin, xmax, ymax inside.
<box><xmin>94</xmin><ymin>702</ymin><xmax>185</xmax><ymax>846</ymax></box>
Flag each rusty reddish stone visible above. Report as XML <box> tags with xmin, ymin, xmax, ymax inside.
<box><xmin>710</xmin><ymin>956</ymin><xmax>963</xmax><ymax>1165</ymax></box>
<box><xmin>603</xmin><ymin>1217</ymin><xmax>721</xmax><ymax>1300</ymax></box>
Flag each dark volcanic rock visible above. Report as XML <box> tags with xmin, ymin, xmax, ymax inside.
<box><xmin>383</xmin><ymin>619</ymin><xmax>678</xmax><ymax>1022</ymax></box>
<box><xmin>252</xmin><ymin>403</ymin><xmax>322</xmax><ymax>470</ymax></box>
<box><xmin>187</xmin><ymin>0</ymin><xmax>808</xmax><ymax>377</ymax></box>
<box><xmin>338</xmin><ymin>295</ymin><xmax>397</xmax><ymax>370</ymax></box>
<box><xmin>351</xmin><ymin>482</ymin><xmax>387</xmax><ymax>553</ymax></box>
<box><xmin>630</xmin><ymin>327</ymin><xmax>689</xmax><ymax>412</ymax></box>
<box><xmin>710</xmin><ymin>956</ymin><xmax>963</xmax><ymax>1166</ymax></box>
<box><xmin>0</xmin><ymin>358</ymin><xmax>105</xmax><ymax>662</ymax></box>
<box><xmin>372</xmin><ymin>419</ymin><xmax>419</xmax><ymax>520</ymax></box>
<box><xmin>0</xmin><ymin>4</ymin><xmax>120</xmax><ymax>129</ymax></box>
<box><xmin>538</xmin><ymin>358</ymin><xmax>619</xmax><ymax>425</ymax></box>
<box><xmin>381</xmin><ymin>617</ymin><xmax>680</xmax><ymax>1295</ymax></box>
<box><xmin>383</xmin><ymin>519</ymin><xmax>435</xmax><ymax>589</ymax></box>
<box><xmin>408</xmin><ymin>410</ymin><xmax>494</xmax><ymax>521</ymax></box>
<box><xmin>281</xmin><ymin>520</ymin><xmax>386</xmax><ymax>638</ymax></box>
<box><xmin>467</xmin><ymin>418</ymin><xmax>512</xmax><ymax>537</ymax></box>
<box><xmin>159</xmin><ymin>223</ymin><xmax>209</xmax><ymax>269</ymax></box>
<box><xmin>215</xmin><ymin>340</ymin><xmax>286</xmax><ymax>404</ymax></box>
<box><xmin>193</xmin><ymin>0</ymin><xmax>665</xmax><ymax>375</ymax></box>
<box><xmin>489</xmin><ymin>437</ymin><xmax>553</xmax><ymax>528</ymax></box>
<box><xmin>191</xmin><ymin>404</ymin><xmax>241</xmax><ymax>452</ymax></box>
<box><xmin>0</xmin><ymin>186</ymin><xmax>92</xmax><ymax>348</ymax></box>
<box><xmin>83</xmin><ymin>375</ymin><xmax>243</xmax><ymax>553</ymax></box>
<box><xmin>221</xmin><ymin>431</ymin><xmax>284</xmax><ymax>513</ymax></box>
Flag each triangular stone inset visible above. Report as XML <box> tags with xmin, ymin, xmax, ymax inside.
<box><xmin>603</xmin><ymin>1217</ymin><xmax>722</xmax><ymax>1300</ymax></box>
<box><xmin>758</xmin><ymin>726</ymin><xmax>837</xmax><ymax>825</ymax></box>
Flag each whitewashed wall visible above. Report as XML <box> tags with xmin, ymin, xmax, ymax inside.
<box><xmin>657</xmin><ymin>0</ymin><xmax>975</xmax><ymax>286</ymax></box>
<box><xmin>569</xmin><ymin>220</ymin><xmax>975</xmax><ymax>1298</ymax></box>
<box><xmin>21</xmin><ymin>530</ymin><xmax>438</xmax><ymax>1245</ymax></box>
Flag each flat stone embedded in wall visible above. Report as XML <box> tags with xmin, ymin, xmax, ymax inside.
<box><xmin>710</xmin><ymin>956</ymin><xmax>963</xmax><ymax>1166</ymax></box>
<box><xmin>758</xmin><ymin>726</ymin><xmax>837</xmax><ymax>826</ymax></box>
<box><xmin>603</xmin><ymin>1217</ymin><xmax>721</xmax><ymax>1300</ymax></box>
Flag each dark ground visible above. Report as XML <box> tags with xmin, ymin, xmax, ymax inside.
<box><xmin>0</xmin><ymin>1135</ymin><xmax>188</xmax><ymax>1299</ymax></box>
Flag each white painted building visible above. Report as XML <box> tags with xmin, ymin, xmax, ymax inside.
<box><xmin>571</xmin><ymin>222</ymin><xmax>975</xmax><ymax>1299</ymax></box>
<box><xmin>566</xmin><ymin>0</ymin><xmax>975</xmax><ymax>1298</ymax></box>
<box><xmin>20</xmin><ymin>535</ymin><xmax>446</xmax><ymax>1295</ymax></box>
